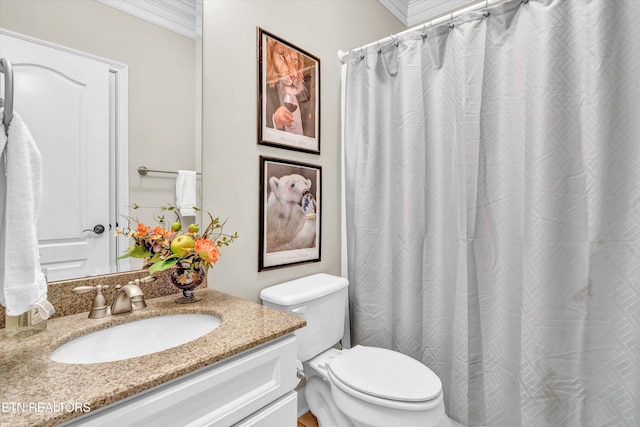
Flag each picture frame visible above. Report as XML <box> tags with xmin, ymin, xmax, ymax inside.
<box><xmin>259</xmin><ymin>156</ymin><xmax>321</xmax><ymax>271</ymax></box>
<box><xmin>258</xmin><ymin>28</ymin><xmax>320</xmax><ymax>154</ymax></box>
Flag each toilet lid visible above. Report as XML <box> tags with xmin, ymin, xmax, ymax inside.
<box><xmin>328</xmin><ymin>346</ymin><xmax>442</xmax><ymax>402</ymax></box>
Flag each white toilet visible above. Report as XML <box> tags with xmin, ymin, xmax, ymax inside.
<box><xmin>260</xmin><ymin>273</ymin><xmax>456</xmax><ymax>427</ymax></box>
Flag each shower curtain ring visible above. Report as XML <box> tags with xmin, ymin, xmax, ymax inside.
<box><xmin>421</xmin><ymin>24</ymin><xmax>428</xmax><ymax>39</ymax></box>
<box><xmin>377</xmin><ymin>41</ymin><xmax>382</xmax><ymax>54</ymax></box>
<box><xmin>359</xmin><ymin>48</ymin><xmax>365</xmax><ymax>60</ymax></box>
<box><xmin>391</xmin><ymin>34</ymin><xmax>399</xmax><ymax>47</ymax></box>
<box><xmin>483</xmin><ymin>0</ymin><xmax>490</xmax><ymax>16</ymax></box>
<box><xmin>449</xmin><ymin>14</ymin><xmax>455</xmax><ymax>30</ymax></box>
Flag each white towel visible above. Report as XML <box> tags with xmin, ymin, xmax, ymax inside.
<box><xmin>0</xmin><ymin>111</ymin><xmax>48</xmax><ymax>316</ymax></box>
<box><xmin>176</xmin><ymin>170</ymin><xmax>196</xmax><ymax>217</ymax></box>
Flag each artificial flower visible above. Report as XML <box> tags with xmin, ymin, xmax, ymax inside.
<box><xmin>116</xmin><ymin>204</ymin><xmax>237</xmax><ymax>274</ymax></box>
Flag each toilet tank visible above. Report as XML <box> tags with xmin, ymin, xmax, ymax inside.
<box><xmin>260</xmin><ymin>274</ymin><xmax>348</xmax><ymax>362</ymax></box>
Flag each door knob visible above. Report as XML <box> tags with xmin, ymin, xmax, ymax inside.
<box><xmin>83</xmin><ymin>224</ymin><xmax>105</xmax><ymax>234</ymax></box>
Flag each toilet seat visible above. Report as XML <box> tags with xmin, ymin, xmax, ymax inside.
<box><xmin>328</xmin><ymin>346</ymin><xmax>442</xmax><ymax>408</ymax></box>
<box><xmin>328</xmin><ymin>369</ymin><xmax>444</xmax><ymax>412</ymax></box>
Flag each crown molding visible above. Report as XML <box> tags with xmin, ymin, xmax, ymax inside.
<box><xmin>407</xmin><ymin>0</ymin><xmax>477</xmax><ymax>26</ymax></box>
<box><xmin>380</xmin><ymin>0</ymin><xmax>478</xmax><ymax>27</ymax></box>
<box><xmin>378</xmin><ymin>0</ymin><xmax>411</xmax><ymax>25</ymax></box>
<box><xmin>101</xmin><ymin>0</ymin><xmax>480</xmax><ymax>40</ymax></box>
<box><xmin>97</xmin><ymin>0</ymin><xmax>201</xmax><ymax>39</ymax></box>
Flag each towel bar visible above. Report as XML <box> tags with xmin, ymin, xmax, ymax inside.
<box><xmin>0</xmin><ymin>57</ymin><xmax>14</xmax><ymax>134</ymax></box>
<box><xmin>137</xmin><ymin>166</ymin><xmax>202</xmax><ymax>176</ymax></box>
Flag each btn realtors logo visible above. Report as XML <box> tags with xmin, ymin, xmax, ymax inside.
<box><xmin>1</xmin><ymin>401</ymin><xmax>91</xmax><ymax>414</ymax></box>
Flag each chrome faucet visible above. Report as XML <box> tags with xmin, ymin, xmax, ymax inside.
<box><xmin>111</xmin><ymin>277</ymin><xmax>155</xmax><ymax>315</ymax></box>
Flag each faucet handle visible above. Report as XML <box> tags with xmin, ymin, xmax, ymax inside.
<box><xmin>72</xmin><ymin>285</ymin><xmax>111</xmax><ymax>319</ymax></box>
<box><xmin>72</xmin><ymin>284</ymin><xmax>109</xmax><ymax>294</ymax></box>
<box><xmin>72</xmin><ymin>285</ymin><xmax>92</xmax><ymax>294</ymax></box>
<box><xmin>130</xmin><ymin>276</ymin><xmax>157</xmax><ymax>286</ymax></box>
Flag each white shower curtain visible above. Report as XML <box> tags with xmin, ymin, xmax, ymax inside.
<box><xmin>343</xmin><ymin>0</ymin><xmax>640</xmax><ymax>426</ymax></box>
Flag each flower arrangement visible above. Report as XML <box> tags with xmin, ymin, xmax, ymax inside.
<box><xmin>115</xmin><ymin>205</ymin><xmax>238</xmax><ymax>275</ymax></box>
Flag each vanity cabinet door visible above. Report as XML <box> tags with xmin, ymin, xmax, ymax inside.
<box><xmin>61</xmin><ymin>335</ymin><xmax>297</xmax><ymax>427</ymax></box>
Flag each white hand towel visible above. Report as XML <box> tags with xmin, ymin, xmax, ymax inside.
<box><xmin>176</xmin><ymin>170</ymin><xmax>197</xmax><ymax>217</ymax></box>
<box><xmin>0</xmin><ymin>111</ymin><xmax>48</xmax><ymax>316</ymax></box>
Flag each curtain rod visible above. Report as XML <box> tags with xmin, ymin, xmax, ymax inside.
<box><xmin>337</xmin><ymin>0</ymin><xmax>514</xmax><ymax>63</ymax></box>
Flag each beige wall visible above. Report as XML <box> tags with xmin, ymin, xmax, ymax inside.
<box><xmin>0</xmin><ymin>0</ymin><xmax>198</xmax><ymax>225</ymax></box>
<box><xmin>202</xmin><ymin>1</ymin><xmax>404</xmax><ymax>302</ymax></box>
<box><xmin>1</xmin><ymin>0</ymin><xmax>403</xmax><ymax>300</ymax></box>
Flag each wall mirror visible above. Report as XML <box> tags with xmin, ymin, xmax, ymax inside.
<box><xmin>0</xmin><ymin>0</ymin><xmax>203</xmax><ymax>283</ymax></box>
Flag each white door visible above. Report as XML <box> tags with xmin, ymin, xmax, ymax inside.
<box><xmin>0</xmin><ymin>32</ymin><xmax>114</xmax><ymax>281</ymax></box>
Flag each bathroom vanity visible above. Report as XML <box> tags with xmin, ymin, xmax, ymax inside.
<box><xmin>0</xmin><ymin>289</ymin><xmax>305</xmax><ymax>426</ymax></box>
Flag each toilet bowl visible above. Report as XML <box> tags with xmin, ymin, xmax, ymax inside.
<box><xmin>305</xmin><ymin>375</ymin><xmax>355</xmax><ymax>427</ymax></box>
<box><xmin>260</xmin><ymin>274</ymin><xmax>457</xmax><ymax>427</ymax></box>
<box><xmin>304</xmin><ymin>346</ymin><xmax>448</xmax><ymax>427</ymax></box>
<box><xmin>304</xmin><ymin>348</ymin><xmax>356</xmax><ymax>427</ymax></box>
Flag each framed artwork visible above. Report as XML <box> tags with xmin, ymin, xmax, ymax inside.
<box><xmin>259</xmin><ymin>156</ymin><xmax>321</xmax><ymax>271</ymax></box>
<box><xmin>258</xmin><ymin>28</ymin><xmax>320</xmax><ymax>154</ymax></box>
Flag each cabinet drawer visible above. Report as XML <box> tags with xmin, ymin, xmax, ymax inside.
<box><xmin>233</xmin><ymin>391</ymin><xmax>297</xmax><ymax>427</ymax></box>
<box><xmin>63</xmin><ymin>335</ymin><xmax>298</xmax><ymax>427</ymax></box>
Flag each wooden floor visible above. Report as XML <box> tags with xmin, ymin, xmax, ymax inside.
<box><xmin>298</xmin><ymin>411</ymin><xmax>319</xmax><ymax>427</ymax></box>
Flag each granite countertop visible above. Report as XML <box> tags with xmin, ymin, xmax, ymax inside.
<box><xmin>0</xmin><ymin>289</ymin><xmax>306</xmax><ymax>427</ymax></box>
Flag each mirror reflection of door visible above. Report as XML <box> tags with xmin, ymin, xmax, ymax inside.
<box><xmin>0</xmin><ymin>31</ymin><xmax>129</xmax><ymax>281</ymax></box>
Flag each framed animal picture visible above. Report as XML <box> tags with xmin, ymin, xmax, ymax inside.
<box><xmin>259</xmin><ymin>156</ymin><xmax>321</xmax><ymax>271</ymax></box>
<box><xmin>258</xmin><ymin>28</ymin><xmax>320</xmax><ymax>154</ymax></box>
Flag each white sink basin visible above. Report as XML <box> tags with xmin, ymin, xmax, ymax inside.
<box><xmin>50</xmin><ymin>313</ymin><xmax>221</xmax><ymax>364</ymax></box>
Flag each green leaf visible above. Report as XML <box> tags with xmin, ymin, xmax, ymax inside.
<box><xmin>148</xmin><ymin>258</ymin><xmax>179</xmax><ymax>274</ymax></box>
<box><xmin>129</xmin><ymin>245</ymin><xmax>151</xmax><ymax>259</ymax></box>
<box><xmin>148</xmin><ymin>252</ymin><xmax>163</xmax><ymax>264</ymax></box>
<box><xmin>147</xmin><ymin>262</ymin><xmax>163</xmax><ymax>275</ymax></box>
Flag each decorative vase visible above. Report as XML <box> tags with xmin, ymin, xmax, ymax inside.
<box><xmin>170</xmin><ymin>266</ymin><xmax>206</xmax><ymax>304</ymax></box>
